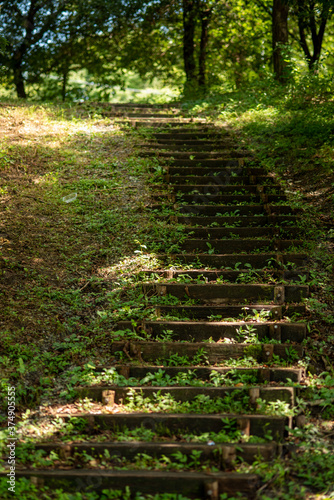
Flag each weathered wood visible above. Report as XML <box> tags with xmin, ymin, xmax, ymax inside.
<box><xmin>180</xmin><ymin>239</ymin><xmax>304</xmax><ymax>254</ymax></box>
<box><xmin>157</xmin><ymin>252</ymin><xmax>309</xmax><ymax>270</ymax></box>
<box><xmin>169</xmin><ymin>175</ymin><xmax>249</xmax><ymax>185</ymax></box>
<box><xmin>35</xmin><ymin>441</ymin><xmax>279</xmax><ymax>464</ymax></box>
<box><xmin>153</xmin><ymin>132</ymin><xmax>225</xmax><ymax>140</ymax></box>
<box><xmin>109</xmin><ymin>340</ymin><xmax>303</xmax><ymax>363</ymax></box>
<box><xmin>176</xmin><ymin>214</ymin><xmax>300</xmax><ymax>227</ymax></box>
<box><xmin>155</xmin><ymin>304</ymin><xmax>283</xmax><ymax>319</ymax></box>
<box><xmin>55</xmin><ymin>412</ymin><xmax>290</xmax><ymax>439</ymax></box>
<box><xmin>143</xmin><ymin>151</ymin><xmax>247</xmax><ymax>159</ymax></box>
<box><xmin>169</xmin><ymin>194</ymin><xmax>287</xmax><ymax>205</ymax></box>
<box><xmin>117</xmin><ymin>320</ymin><xmax>306</xmax><ymax>343</ymax></box>
<box><xmin>111</xmin><ymin>364</ymin><xmax>304</xmax><ymax>383</ymax></box>
<box><xmin>170</xmin><ymin>183</ymin><xmax>260</xmax><ymax>193</ymax></box>
<box><xmin>2</xmin><ymin>470</ymin><xmax>261</xmax><ymax>497</ymax></box>
<box><xmin>143</xmin><ymin>283</ymin><xmax>308</xmax><ymax>303</ymax></box>
<box><xmin>136</xmin><ymin>268</ymin><xmax>308</xmax><ymax>285</ymax></box>
<box><xmin>177</xmin><ymin>204</ymin><xmax>268</xmax><ymax>216</ymax></box>
<box><xmin>77</xmin><ymin>386</ymin><xmax>295</xmax><ymax>408</ymax></box>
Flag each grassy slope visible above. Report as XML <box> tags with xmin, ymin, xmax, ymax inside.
<box><xmin>0</xmin><ymin>88</ymin><xmax>333</xmax><ymax>499</ymax></box>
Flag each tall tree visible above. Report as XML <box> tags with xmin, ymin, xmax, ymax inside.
<box><xmin>0</xmin><ymin>0</ymin><xmax>136</xmax><ymax>98</ymax></box>
<box><xmin>0</xmin><ymin>0</ymin><xmax>70</xmax><ymax>98</ymax></box>
<box><xmin>272</xmin><ymin>0</ymin><xmax>289</xmax><ymax>83</ymax></box>
<box><xmin>198</xmin><ymin>2</ymin><xmax>212</xmax><ymax>89</ymax></box>
<box><xmin>182</xmin><ymin>0</ymin><xmax>215</xmax><ymax>94</ymax></box>
<box><xmin>183</xmin><ymin>0</ymin><xmax>197</xmax><ymax>91</ymax></box>
<box><xmin>291</xmin><ymin>0</ymin><xmax>333</xmax><ymax>69</ymax></box>
<box><xmin>257</xmin><ymin>0</ymin><xmax>333</xmax><ymax>72</ymax></box>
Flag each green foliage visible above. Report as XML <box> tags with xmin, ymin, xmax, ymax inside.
<box><xmin>0</xmin><ymin>479</ymin><xmax>202</xmax><ymax>500</ymax></box>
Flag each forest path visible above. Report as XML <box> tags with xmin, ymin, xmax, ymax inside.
<box><xmin>12</xmin><ymin>103</ymin><xmax>311</xmax><ymax>499</ymax></box>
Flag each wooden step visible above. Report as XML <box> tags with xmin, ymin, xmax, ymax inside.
<box><xmin>154</xmin><ymin>304</ymin><xmax>305</xmax><ymax>320</ymax></box>
<box><xmin>143</xmin><ymin>283</ymin><xmax>308</xmax><ymax>303</ymax></box>
<box><xmin>169</xmin><ymin>194</ymin><xmax>286</xmax><ymax>204</ymax></box>
<box><xmin>55</xmin><ymin>412</ymin><xmax>291</xmax><ymax>439</ymax></box>
<box><xmin>174</xmin><ymin>215</ymin><xmax>300</xmax><ymax>227</ymax></box>
<box><xmin>4</xmin><ymin>470</ymin><xmax>261</xmax><ymax>498</ymax></box>
<box><xmin>35</xmin><ymin>441</ymin><xmax>280</xmax><ymax>465</ymax></box>
<box><xmin>157</xmin><ymin>252</ymin><xmax>309</xmax><ymax>268</ymax></box>
<box><xmin>153</xmin><ymin>133</ymin><xmax>227</xmax><ymax>140</ymax></box>
<box><xmin>136</xmin><ymin>268</ymin><xmax>308</xmax><ymax>283</ymax></box>
<box><xmin>77</xmin><ymin>385</ymin><xmax>295</xmax><ymax>407</ymax></box>
<box><xmin>177</xmin><ymin>226</ymin><xmax>301</xmax><ymax>239</ymax></box>
<box><xmin>110</xmin><ymin>341</ymin><xmax>304</xmax><ymax>364</ymax></box>
<box><xmin>117</xmin><ymin>320</ymin><xmax>306</xmax><ymax>343</ymax></box>
<box><xmin>180</xmin><ymin>238</ymin><xmax>304</xmax><ymax>253</ymax></box>
<box><xmin>111</xmin><ymin>364</ymin><xmax>305</xmax><ymax>383</ymax></box>
<box><xmin>142</xmin><ymin>150</ymin><xmax>249</xmax><ymax>159</ymax></box>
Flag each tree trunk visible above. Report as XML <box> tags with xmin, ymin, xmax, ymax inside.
<box><xmin>198</xmin><ymin>8</ymin><xmax>211</xmax><ymax>92</ymax></box>
<box><xmin>296</xmin><ymin>0</ymin><xmax>329</xmax><ymax>70</ymax></box>
<box><xmin>62</xmin><ymin>70</ymin><xmax>68</xmax><ymax>102</ymax></box>
<box><xmin>182</xmin><ymin>0</ymin><xmax>197</xmax><ymax>93</ymax></box>
<box><xmin>13</xmin><ymin>64</ymin><xmax>27</xmax><ymax>99</ymax></box>
<box><xmin>272</xmin><ymin>0</ymin><xmax>289</xmax><ymax>83</ymax></box>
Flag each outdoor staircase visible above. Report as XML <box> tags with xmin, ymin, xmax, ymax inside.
<box><xmin>13</xmin><ymin>104</ymin><xmax>312</xmax><ymax>499</ymax></box>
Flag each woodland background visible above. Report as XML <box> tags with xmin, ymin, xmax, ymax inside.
<box><xmin>0</xmin><ymin>0</ymin><xmax>333</xmax><ymax>102</ymax></box>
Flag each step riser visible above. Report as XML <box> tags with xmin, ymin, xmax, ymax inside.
<box><xmin>154</xmin><ymin>134</ymin><xmax>229</xmax><ymax>140</ymax></box>
<box><xmin>6</xmin><ymin>471</ymin><xmax>261</xmax><ymax>498</ymax></box>
<box><xmin>101</xmin><ymin>103</ymin><xmax>177</xmax><ymax>108</ymax></box>
<box><xmin>158</xmin><ymin>253</ymin><xmax>308</xmax><ymax>268</ymax></box>
<box><xmin>176</xmin><ymin>205</ymin><xmax>298</xmax><ymax>216</ymax></box>
<box><xmin>169</xmin><ymin>175</ymin><xmax>250</xmax><ymax>185</ymax></box>
<box><xmin>134</xmin><ymin>120</ymin><xmax>207</xmax><ymax>127</ymax></box>
<box><xmin>154</xmin><ymin>129</ymin><xmax>226</xmax><ymax>135</ymax></box>
<box><xmin>145</xmin><ymin>283</ymin><xmax>308</xmax><ymax>303</ymax></box>
<box><xmin>180</xmin><ymin>239</ymin><xmax>304</xmax><ymax>253</ymax></box>
<box><xmin>177</xmin><ymin>205</ymin><xmax>265</xmax><ymax>216</ymax></box>
<box><xmin>104</xmin><ymin>113</ymin><xmax>181</xmax><ymax>118</ymax></box>
<box><xmin>181</xmin><ymin>228</ymin><xmax>301</xmax><ymax>238</ymax></box>
<box><xmin>169</xmin><ymin>195</ymin><xmax>286</xmax><ymax>204</ymax></box>
<box><xmin>112</xmin><ymin>364</ymin><xmax>304</xmax><ymax>383</ymax></box>
<box><xmin>60</xmin><ymin>413</ymin><xmax>290</xmax><ymax>438</ymax></box>
<box><xmin>166</xmin><ymin>165</ymin><xmax>264</xmax><ymax>174</ymax></box>
<box><xmin>154</xmin><ymin>140</ymin><xmax>237</xmax><ymax>148</ymax></box>
<box><xmin>143</xmin><ymin>144</ymin><xmax>240</xmax><ymax>151</ymax></box>
<box><xmin>117</xmin><ymin>321</ymin><xmax>306</xmax><ymax>343</ymax></box>
<box><xmin>143</xmin><ymin>151</ymin><xmax>250</xmax><ymax>158</ymax></box>
<box><xmin>110</xmin><ymin>341</ymin><xmax>304</xmax><ymax>363</ymax></box>
<box><xmin>77</xmin><ymin>386</ymin><xmax>295</xmax><ymax>407</ymax></box>
<box><xmin>35</xmin><ymin>442</ymin><xmax>279</xmax><ymax>464</ymax></box>
<box><xmin>167</xmin><ymin>184</ymin><xmax>260</xmax><ymax>193</ymax></box>
<box><xmin>175</xmin><ymin>215</ymin><xmax>300</xmax><ymax>226</ymax></box>
<box><xmin>137</xmin><ymin>269</ymin><xmax>308</xmax><ymax>283</ymax></box>
<box><xmin>155</xmin><ymin>305</ymin><xmax>305</xmax><ymax>320</ymax></box>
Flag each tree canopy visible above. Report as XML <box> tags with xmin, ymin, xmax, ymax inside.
<box><xmin>0</xmin><ymin>0</ymin><xmax>333</xmax><ymax>99</ymax></box>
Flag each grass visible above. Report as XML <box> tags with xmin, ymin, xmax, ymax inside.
<box><xmin>0</xmin><ymin>102</ymin><xmax>180</xmax><ymax>412</ymax></box>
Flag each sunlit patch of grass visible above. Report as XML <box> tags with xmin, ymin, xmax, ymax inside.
<box><xmin>0</xmin><ymin>102</ymin><xmax>161</xmax><ymax>411</ymax></box>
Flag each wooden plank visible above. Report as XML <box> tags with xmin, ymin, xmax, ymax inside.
<box><xmin>35</xmin><ymin>442</ymin><xmax>279</xmax><ymax>464</ymax></box>
<box><xmin>76</xmin><ymin>386</ymin><xmax>294</xmax><ymax>407</ymax></box>
<box><xmin>112</xmin><ymin>365</ymin><xmax>303</xmax><ymax>383</ymax></box>
<box><xmin>54</xmin><ymin>413</ymin><xmax>290</xmax><ymax>439</ymax></box>
<box><xmin>4</xmin><ymin>470</ymin><xmax>261</xmax><ymax>497</ymax></box>
<box><xmin>117</xmin><ymin>320</ymin><xmax>306</xmax><ymax>343</ymax></box>
<box><xmin>109</xmin><ymin>340</ymin><xmax>303</xmax><ymax>363</ymax></box>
